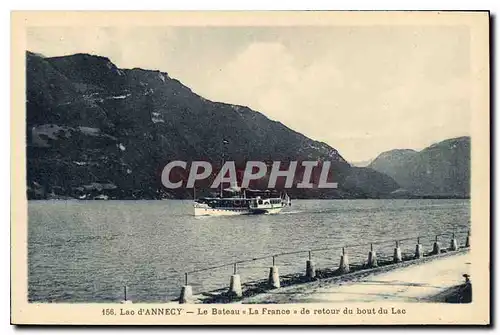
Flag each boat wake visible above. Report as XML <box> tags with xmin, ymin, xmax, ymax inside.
<box><xmin>280</xmin><ymin>210</ymin><xmax>305</xmax><ymax>215</ymax></box>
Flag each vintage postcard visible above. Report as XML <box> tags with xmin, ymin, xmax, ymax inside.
<box><xmin>11</xmin><ymin>11</ymin><xmax>490</xmax><ymax>325</ymax></box>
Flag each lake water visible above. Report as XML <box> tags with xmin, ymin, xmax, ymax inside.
<box><xmin>28</xmin><ymin>199</ymin><xmax>470</xmax><ymax>303</ymax></box>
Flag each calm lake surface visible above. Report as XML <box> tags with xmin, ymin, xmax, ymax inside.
<box><xmin>28</xmin><ymin>199</ymin><xmax>470</xmax><ymax>302</ymax></box>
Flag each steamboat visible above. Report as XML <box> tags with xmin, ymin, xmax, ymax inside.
<box><xmin>193</xmin><ymin>187</ymin><xmax>291</xmax><ymax>216</ymax></box>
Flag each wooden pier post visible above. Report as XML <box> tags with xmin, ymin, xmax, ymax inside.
<box><xmin>393</xmin><ymin>241</ymin><xmax>402</xmax><ymax>263</ymax></box>
<box><xmin>415</xmin><ymin>237</ymin><xmax>423</xmax><ymax>259</ymax></box>
<box><xmin>179</xmin><ymin>273</ymin><xmax>192</xmax><ymax>304</ymax></box>
<box><xmin>268</xmin><ymin>266</ymin><xmax>280</xmax><ymax>288</ymax></box>
<box><xmin>179</xmin><ymin>285</ymin><xmax>193</xmax><ymax>304</ymax></box>
<box><xmin>432</xmin><ymin>235</ymin><xmax>441</xmax><ymax>255</ymax></box>
<box><xmin>228</xmin><ymin>274</ymin><xmax>242</xmax><ymax>297</ymax></box>
<box><xmin>339</xmin><ymin>247</ymin><xmax>350</xmax><ymax>274</ymax></box>
<box><xmin>306</xmin><ymin>251</ymin><xmax>316</xmax><ymax>279</ymax></box>
<box><xmin>227</xmin><ymin>262</ymin><xmax>243</xmax><ymax>297</ymax></box>
<box><xmin>367</xmin><ymin>243</ymin><xmax>378</xmax><ymax>268</ymax></box>
<box><xmin>465</xmin><ymin>230</ymin><xmax>470</xmax><ymax>248</ymax></box>
<box><xmin>450</xmin><ymin>233</ymin><xmax>458</xmax><ymax>251</ymax></box>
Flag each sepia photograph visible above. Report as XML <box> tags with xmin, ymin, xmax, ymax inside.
<box><xmin>10</xmin><ymin>11</ymin><xmax>490</xmax><ymax>325</ymax></box>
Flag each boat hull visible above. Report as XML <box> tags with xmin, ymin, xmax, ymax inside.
<box><xmin>194</xmin><ymin>206</ymin><xmax>284</xmax><ymax>217</ymax></box>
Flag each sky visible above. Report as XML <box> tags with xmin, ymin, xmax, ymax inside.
<box><xmin>27</xmin><ymin>26</ymin><xmax>471</xmax><ymax>162</ymax></box>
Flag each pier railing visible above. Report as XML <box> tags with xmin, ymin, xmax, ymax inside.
<box><xmin>116</xmin><ymin>229</ymin><xmax>470</xmax><ymax>304</ymax></box>
<box><xmin>176</xmin><ymin>229</ymin><xmax>470</xmax><ymax>303</ymax></box>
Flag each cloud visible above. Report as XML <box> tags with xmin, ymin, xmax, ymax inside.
<box><xmin>200</xmin><ymin>33</ymin><xmax>470</xmax><ymax>161</ymax></box>
<box><xmin>203</xmin><ymin>42</ymin><xmax>346</xmax><ymax>135</ymax></box>
<box><xmin>27</xmin><ymin>27</ymin><xmax>177</xmax><ymax>71</ymax></box>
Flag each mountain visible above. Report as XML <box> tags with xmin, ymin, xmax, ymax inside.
<box><xmin>368</xmin><ymin>137</ymin><xmax>470</xmax><ymax>197</ymax></box>
<box><xmin>26</xmin><ymin>51</ymin><xmax>399</xmax><ymax>199</ymax></box>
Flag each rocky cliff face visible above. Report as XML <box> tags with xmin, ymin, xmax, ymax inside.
<box><xmin>369</xmin><ymin>137</ymin><xmax>470</xmax><ymax>197</ymax></box>
<box><xmin>26</xmin><ymin>51</ymin><xmax>399</xmax><ymax>199</ymax></box>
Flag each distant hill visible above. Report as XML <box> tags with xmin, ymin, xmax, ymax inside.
<box><xmin>368</xmin><ymin>137</ymin><xmax>470</xmax><ymax>197</ymax></box>
<box><xmin>25</xmin><ymin>51</ymin><xmax>399</xmax><ymax>199</ymax></box>
<box><xmin>350</xmin><ymin>159</ymin><xmax>373</xmax><ymax>168</ymax></box>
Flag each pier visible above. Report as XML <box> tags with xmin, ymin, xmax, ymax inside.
<box><xmin>242</xmin><ymin>250</ymin><xmax>471</xmax><ymax>303</ymax></box>
<box><xmin>177</xmin><ymin>229</ymin><xmax>470</xmax><ymax>304</ymax></box>
<box><xmin>116</xmin><ymin>229</ymin><xmax>470</xmax><ymax>304</ymax></box>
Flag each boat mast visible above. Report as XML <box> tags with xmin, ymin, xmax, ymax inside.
<box><xmin>220</xmin><ymin>155</ymin><xmax>223</xmax><ymax>198</ymax></box>
<box><xmin>220</xmin><ymin>139</ymin><xmax>228</xmax><ymax>198</ymax></box>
